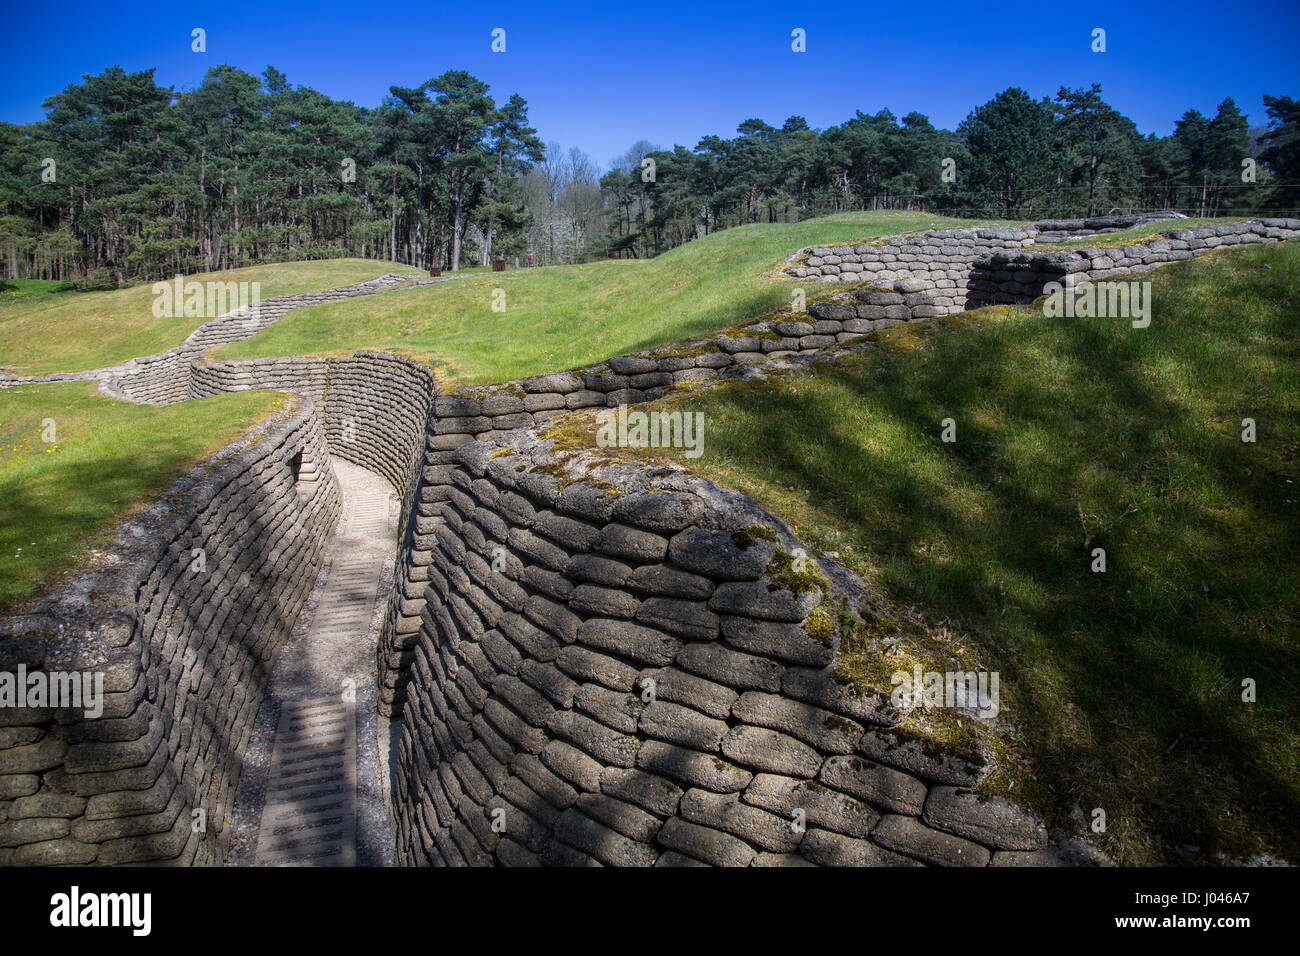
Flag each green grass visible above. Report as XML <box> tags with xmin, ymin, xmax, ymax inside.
<box><xmin>0</xmin><ymin>259</ymin><xmax>414</xmax><ymax>376</ymax></box>
<box><xmin>545</xmin><ymin>241</ymin><xmax>1300</xmax><ymax>865</ymax></box>
<box><xmin>213</xmin><ymin>212</ymin><xmax>996</xmax><ymax>385</ymax></box>
<box><xmin>0</xmin><ymin>278</ymin><xmax>79</xmax><ymax>301</ymax></box>
<box><xmin>0</xmin><ymin>382</ymin><xmax>285</xmax><ymax>612</ymax></box>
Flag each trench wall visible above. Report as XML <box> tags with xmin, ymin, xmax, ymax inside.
<box><xmin>375</xmin><ymin>323</ymin><xmax>924</xmax><ymax>715</ymax></box>
<box><xmin>388</xmin><ymin>436</ymin><xmax>1051</xmax><ymax>867</ymax></box>
<box><xmin>189</xmin><ymin>352</ymin><xmax>438</xmax><ymax>725</ymax></box>
<box><xmin>0</xmin><ymin>400</ymin><xmax>340</xmax><ymax>865</ymax></box>
<box><xmin>1028</xmin><ymin>211</ymin><xmax>1186</xmax><ymax>243</ymax></box>
<box><xmin>190</xmin><ymin>351</ymin><xmax>435</xmax><ymax>496</ymax></box>
<box><xmin>374</xmin><ymin>217</ymin><xmax>1300</xmax><ymax>715</ymax></box>
<box><xmin>9</xmin><ymin>218</ymin><xmax>1295</xmax><ymax>866</ymax></box>
<box><xmin>381</xmin><ymin>217</ymin><xmax>1300</xmax><ymax>866</ymax></box>
<box><xmin>0</xmin><ymin>272</ymin><xmax>418</xmax><ymax>404</ymax></box>
<box><xmin>789</xmin><ymin>219</ymin><xmax>1300</xmax><ymax>328</ymax></box>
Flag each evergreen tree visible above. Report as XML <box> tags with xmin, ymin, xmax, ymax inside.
<box><xmin>2</xmin><ymin>67</ymin><xmax>1296</xmax><ymax>281</ymax></box>
<box><xmin>1053</xmin><ymin>84</ymin><xmax>1141</xmax><ymax>216</ymax></box>
<box><xmin>477</xmin><ymin>93</ymin><xmax>544</xmax><ymax>265</ymax></box>
<box><xmin>956</xmin><ymin>88</ymin><xmax>1057</xmax><ymax>219</ymax></box>
<box><xmin>1259</xmin><ymin>94</ymin><xmax>1300</xmax><ymax>214</ymax></box>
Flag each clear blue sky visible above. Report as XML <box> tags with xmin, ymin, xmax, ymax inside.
<box><xmin>1</xmin><ymin>0</ymin><xmax>1296</xmax><ymax>167</ymax></box>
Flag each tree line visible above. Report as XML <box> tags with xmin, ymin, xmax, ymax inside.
<box><xmin>1</xmin><ymin>64</ymin><xmax>1296</xmax><ymax>284</ymax></box>
<box><xmin>576</xmin><ymin>86</ymin><xmax>1300</xmax><ymax>260</ymax></box>
<box><xmin>0</xmin><ymin>65</ymin><xmax>542</xmax><ymax>285</ymax></box>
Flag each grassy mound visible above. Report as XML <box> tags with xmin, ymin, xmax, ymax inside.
<box><xmin>0</xmin><ymin>260</ymin><xmax>411</xmax><ymax>376</ymax></box>
<box><xmin>0</xmin><ymin>382</ymin><xmax>285</xmax><ymax>612</ymax></box>
<box><xmin>543</xmin><ymin>241</ymin><xmax>1300</xmax><ymax>864</ymax></box>
<box><xmin>212</xmin><ymin>212</ymin><xmax>993</xmax><ymax>385</ymax></box>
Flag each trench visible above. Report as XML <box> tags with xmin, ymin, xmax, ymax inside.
<box><xmin>6</xmin><ymin>217</ymin><xmax>1293</xmax><ymax>867</ymax></box>
<box><xmin>225</xmin><ymin>460</ymin><xmax>400</xmax><ymax>865</ymax></box>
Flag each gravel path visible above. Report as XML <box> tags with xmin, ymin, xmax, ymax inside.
<box><xmin>227</xmin><ymin>460</ymin><xmax>399</xmax><ymax>866</ymax></box>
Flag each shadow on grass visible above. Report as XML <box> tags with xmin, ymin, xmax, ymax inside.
<box><xmin>678</xmin><ymin>244</ymin><xmax>1300</xmax><ymax>863</ymax></box>
<box><xmin>0</xmin><ymin>448</ymin><xmax>222</xmax><ymax>612</ymax></box>
<box><xmin>2</xmin><ymin>437</ymin><xmax>335</xmax><ymax>864</ymax></box>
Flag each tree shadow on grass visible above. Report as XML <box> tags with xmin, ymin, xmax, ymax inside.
<box><xmin>2</xmin><ymin>440</ymin><xmax>336</xmax><ymax>865</ymax></box>
<box><xmin>692</xmin><ymin>266</ymin><xmax>1300</xmax><ymax>862</ymax></box>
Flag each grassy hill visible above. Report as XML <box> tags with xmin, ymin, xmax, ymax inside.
<box><xmin>2</xmin><ymin>201</ymin><xmax>1296</xmax><ymax>865</ymax></box>
<box><xmin>543</xmin><ymin>240</ymin><xmax>1300</xmax><ymax>865</ymax></box>
<box><xmin>213</xmin><ymin>212</ymin><xmax>995</xmax><ymax>385</ymax></box>
<box><xmin>0</xmin><ymin>382</ymin><xmax>284</xmax><ymax>611</ymax></box>
<box><xmin>0</xmin><ymin>259</ymin><xmax>412</xmax><ymax>376</ymax></box>
<box><xmin>0</xmin><ymin>213</ymin><xmax>1001</xmax><ymax>611</ymax></box>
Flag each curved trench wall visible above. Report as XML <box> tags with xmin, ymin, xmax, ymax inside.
<box><xmin>0</xmin><ymin>400</ymin><xmax>340</xmax><ymax>865</ymax></box>
<box><xmin>373</xmin><ymin>303</ymin><xmax>946</xmax><ymax>716</ymax></box>
<box><xmin>190</xmin><ymin>351</ymin><xmax>435</xmax><ymax>495</ymax></box>
<box><xmin>1028</xmin><ymin>211</ymin><xmax>1186</xmax><ymax>243</ymax></box>
<box><xmin>382</xmin><ymin>220</ymin><xmax>1300</xmax><ymax>865</ymax></box>
<box><xmin>789</xmin><ymin>219</ymin><xmax>1300</xmax><ymax>327</ymax></box>
<box><xmin>0</xmin><ymin>273</ymin><xmax>418</xmax><ymax>405</ymax></box>
<box><xmin>389</xmin><ymin>435</ymin><xmax>1052</xmax><ymax>867</ymax></box>
<box><xmin>101</xmin><ymin>277</ymin><xmax>420</xmax><ymax>406</ymax></box>
<box><xmin>373</xmin><ymin>216</ymin><xmax>1300</xmax><ymax>716</ymax></box>
<box><xmin>189</xmin><ymin>352</ymin><xmax>439</xmax><ymax>724</ymax></box>
<box><xmin>9</xmin><ymin>220</ymin><xmax>1296</xmax><ymax>865</ymax></box>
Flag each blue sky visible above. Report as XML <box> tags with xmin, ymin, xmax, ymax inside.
<box><xmin>1</xmin><ymin>0</ymin><xmax>1296</xmax><ymax>167</ymax></box>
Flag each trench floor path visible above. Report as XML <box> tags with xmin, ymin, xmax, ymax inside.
<box><xmin>227</xmin><ymin>460</ymin><xmax>399</xmax><ymax>866</ymax></box>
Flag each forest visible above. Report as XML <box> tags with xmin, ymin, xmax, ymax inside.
<box><xmin>1</xmin><ymin>64</ymin><xmax>1296</xmax><ymax>284</ymax></box>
